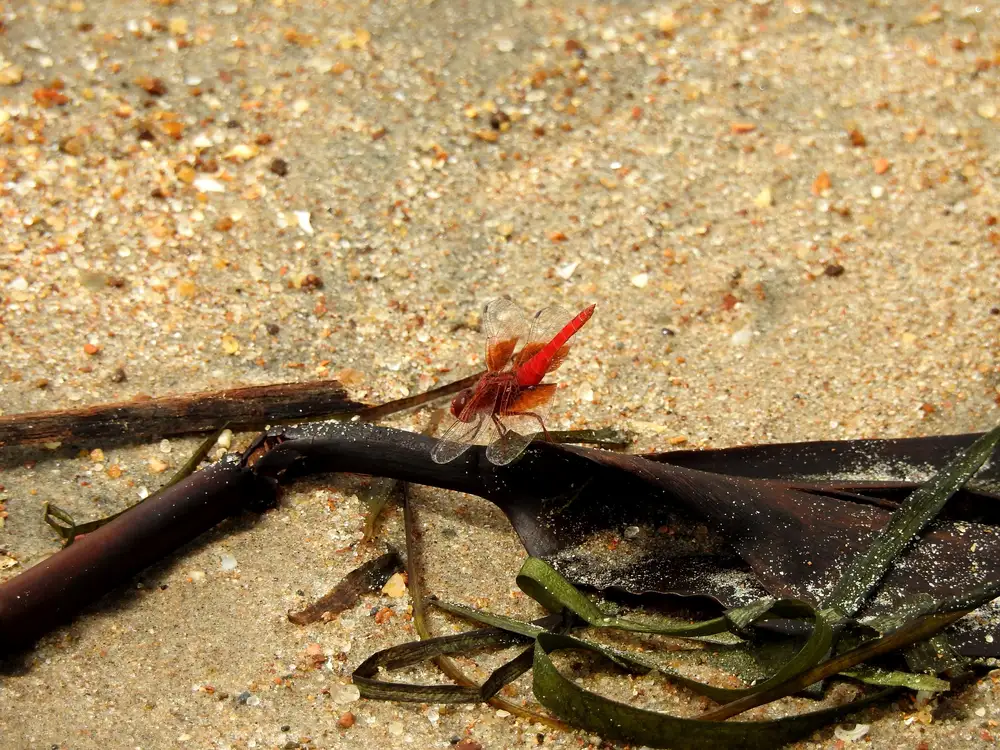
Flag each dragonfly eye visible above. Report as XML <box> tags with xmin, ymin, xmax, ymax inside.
<box><xmin>450</xmin><ymin>389</ymin><xmax>472</xmax><ymax>418</ymax></box>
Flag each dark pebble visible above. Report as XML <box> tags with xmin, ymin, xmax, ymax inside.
<box><xmin>266</xmin><ymin>323</ymin><xmax>281</xmax><ymax>336</ymax></box>
<box><xmin>824</xmin><ymin>263</ymin><xmax>845</xmax><ymax>277</ymax></box>
<box><xmin>301</xmin><ymin>274</ymin><xmax>323</xmax><ymax>290</ymax></box>
<box><xmin>269</xmin><ymin>158</ymin><xmax>289</xmax><ymax>176</ymax></box>
<box><xmin>489</xmin><ymin>111</ymin><xmax>510</xmax><ymax>130</ymax></box>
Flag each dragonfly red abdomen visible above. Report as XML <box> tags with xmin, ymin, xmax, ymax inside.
<box><xmin>515</xmin><ymin>304</ymin><xmax>596</xmax><ymax>387</ymax></box>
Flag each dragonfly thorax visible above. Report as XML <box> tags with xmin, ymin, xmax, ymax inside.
<box><xmin>450</xmin><ymin>372</ymin><xmax>520</xmax><ymax>421</ymax></box>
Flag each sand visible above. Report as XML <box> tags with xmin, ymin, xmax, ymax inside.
<box><xmin>1</xmin><ymin>0</ymin><xmax>999</xmax><ymax>747</ymax></box>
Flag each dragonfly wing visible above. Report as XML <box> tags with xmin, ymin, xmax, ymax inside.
<box><xmin>485</xmin><ymin>381</ymin><xmax>550</xmax><ymax>466</ymax></box>
<box><xmin>486</xmin><ymin>427</ymin><xmax>533</xmax><ymax>466</ymax></box>
<box><xmin>431</xmin><ymin>383</ymin><xmax>500</xmax><ymax>464</ymax></box>
<box><xmin>483</xmin><ymin>297</ymin><xmax>530</xmax><ymax>371</ymax></box>
<box><xmin>513</xmin><ymin>305</ymin><xmax>572</xmax><ymax>370</ymax></box>
<box><xmin>431</xmin><ymin>413</ymin><xmax>489</xmax><ymax>464</ymax></box>
<box><xmin>509</xmin><ymin>383</ymin><xmax>558</xmax><ymax>413</ymax></box>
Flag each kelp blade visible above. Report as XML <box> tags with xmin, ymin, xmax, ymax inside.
<box><xmin>532</xmin><ymin>632</ymin><xmax>894</xmax><ymax>750</ymax></box>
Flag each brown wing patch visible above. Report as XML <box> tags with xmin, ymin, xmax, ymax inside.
<box><xmin>487</xmin><ymin>338</ymin><xmax>519</xmax><ymax>371</ymax></box>
<box><xmin>483</xmin><ymin>298</ymin><xmax>529</xmax><ymax>371</ymax></box>
<box><xmin>507</xmin><ymin>383</ymin><xmax>557</xmax><ymax>413</ymax></box>
<box><xmin>541</xmin><ymin>345</ymin><xmax>570</xmax><ymax>375</ymax></box>
<box><xmin>514</xmin><ymin>340</ymin><xmax>546</xmax><ymax>368</ymax></box>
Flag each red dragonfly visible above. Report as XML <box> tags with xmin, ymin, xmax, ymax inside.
<box><xmin>431</xmin><ymin>297</ymin><xmax>596</xmax><ymax>465</ymax></box>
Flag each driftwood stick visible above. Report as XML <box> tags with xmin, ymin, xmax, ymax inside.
<box><xmin>0</xmin><ymin>372</ymin><xmax>483</xmax><ymax>449</ymax></box>
<box><xmin>0</xmin><ymin>380</ymin><xmax>363</xmax><ymax>447</ymax></box>
<box><xmin>0</xmin><ymin>454</ymin><xmax>276</xmax><ymax>656</ymax></box>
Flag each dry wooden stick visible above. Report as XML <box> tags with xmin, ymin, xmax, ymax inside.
<box><xmin>0</xmin><ymin>372</ymin><xmax>484</xmax><ymax>449</ymax></box>
<box><xmin>0</xmin><ymin>380</ymin><xmax>362</xmax><ymax>447</ymax></box>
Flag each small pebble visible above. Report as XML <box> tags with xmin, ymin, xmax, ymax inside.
<box><xmin>381</xmin><ymin>572</ymin><xmax>407</xmax><ymax>598</ymax></box>
<box><xmin>630</xmin><ymin>272</ymin><xmax>649</xmax><ymax>288</ymax></box>
<box><xmin>193</xmin><ymin>177</ymin><xmax>225</xmax><ymax>193</ymax></box>
<box><xmin>216</xmin><ymin>429</ymin><xmax>233</xmax><ymax>450</ymax></box>
<box><xmin>556</xmin><ymin>261</ymin><xmax>578</xmax><ymax>280</ymax></box>
<box><xmin>753</xmin><ymin>187</ymin><xmax>773</xmax><ymax>207</ymax></box>
<box><xmin>329</xmin><ymin>684</ymin><xmax>361</xmax><ymax>704</ymax></box>
<box><xmin>730</xmin><ymin>328</ymin><xmax>753</xmax><ymax>346</ymax></box>
<box><xmin>294</xmin><ymin>211</ymin><xmax>314</xmax><ymax>234</ymax></box>
<box><xmin>0</xmin><ymin>65</ymin><xmax>24</xmax><ymax>86</ymax></box>
<box><xmin>337</xmin><ymin>712</ymin><xmax>355</xmax><ymax>729</ymax></box>
<box><xmin>224</xmin><ymin>144</ymin><xmax>259</xmax><ymax>162</ymax></box>
<box><xmin>824</xmin><ymin>264</ymin><xmax>845</xmax><ymax>277</ymax></box>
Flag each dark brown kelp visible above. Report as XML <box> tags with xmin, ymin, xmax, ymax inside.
<box><xmin>0</xmin><ymin>452</ymin><xmax>275</xmax><ymax>655</ymax></box>
<box><xmin>288</xmin><ymin>550</ymin><xmax>403</xmax><ymax>625</ymax></box>
<box><xmin>3</xmin><ymin>400</ymin><xmax>999</xmax><ymax>747</ymax></box>
<box><xmin>255</xmin><ymin>421</ymin><xmax>1000</xmax><ymax>655</ymax></box>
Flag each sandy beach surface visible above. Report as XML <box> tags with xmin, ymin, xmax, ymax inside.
<box><xmin>1</xmin><ymin>0</ymin><xmax>999</xmax><ymax>747</ymax></box>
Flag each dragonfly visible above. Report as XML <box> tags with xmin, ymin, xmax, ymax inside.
<box><xmin>431</xmin><ymin>297</ymin><xmax>596</xmax><ymax>466</ymax></box>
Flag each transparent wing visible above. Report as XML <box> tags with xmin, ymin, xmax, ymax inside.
<box><xmin>513</xmin><ymin>305</ymin><xmax>573</xmax><ymax>370</ymax></box>
<box><xmin>486</xmin><ymin>426</ymin><xmax>533</xmax><ymax>466</ymax></box>
<box><xmin>483</xmin><ymin>297</ymin><xmax>530</xmax><ymax>372</ymax></box>
<box><xmin>431</xmin><ymin>412</ymin><xmax>490</xmax><ymax>464</ymax></box>
<box><xmin>486</xmin><ymin>382</ymin><xmax>556</xmax><ymax>466</ymax></box>
<box><xmin>430</xmin><ymin>384</ymin><xmax>501</xmax><ymax>464</ymax></box>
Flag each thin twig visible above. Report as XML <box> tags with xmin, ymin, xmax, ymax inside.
<box><xmin>0</xmin><ymin>452</ymin><xmax>275</xmax><ymax>655</ymax></box>
<box><xmin>402</xmin><ymin>484</ymin><xmax>569</xmax><ymax>730</ymax></box>
<box><xmin>44</xmin><ymin>427</ymin><xmax>228</xmax><ymax>545</ymax></box>
<box><xmin>353</xmin><ymin>372</ymin><xmax>482</xmax><ymax>421</ymax></box>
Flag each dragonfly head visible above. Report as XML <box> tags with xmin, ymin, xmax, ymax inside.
<box><xmin>450</xmin><ymin>388</ymin><xmax>473</xmax><ymax>419</ymax></box>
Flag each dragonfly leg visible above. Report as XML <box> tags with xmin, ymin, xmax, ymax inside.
<box><xmin>491</xmin><ymin>413</ymin><xmax>510</xmax><ymax>452</ymax></box>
